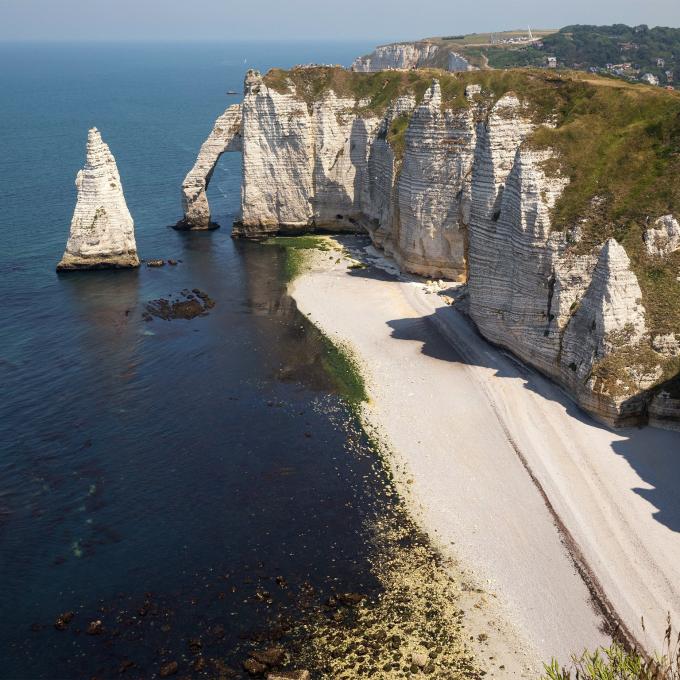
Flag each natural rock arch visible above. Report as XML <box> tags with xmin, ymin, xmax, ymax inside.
<box><xmin>175</xmin><ymin>104</ymin><xmax>243</xmax><ymax>230</ymax></box>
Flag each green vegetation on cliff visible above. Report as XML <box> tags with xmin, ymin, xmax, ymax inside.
<box><xmin>527</xmin><ymin>75</ymin><xmax>680</xmax><ymax>355</ymax></box>
<box><xmin>264</xmin><ymin>67</ymin><xmax>438</xmax><ymax>115</ymax></box>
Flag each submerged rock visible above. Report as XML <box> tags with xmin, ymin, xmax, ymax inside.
<box><xmin>86</xmin><ymin>619</ymin><xmax>103</xmax><ymax>635</ymax></box>
<box><xmin>250</xmin><ymin>647</ymin><xmax>285</xmax><ymax>667</ymax></box>
<box><xmin>53</xmin><ymin>612</ymin><xmax>74</xmax><ymax>631</ymax></box>
<box><xmin>336</xmin><ymin>592</ymin><xmax>365</xmax><ymax>606</ymax></box>
<box><xmin>159</xmin><ymin>660</ymin><xmax>178</xmax><ymax>677</ymax></box>
<box><xmin>144</xmin><ymin>289</ymin><xmax>215</xmax><ymax>320</ymax></box>
<box><xmin>243</xmin><ymin>657</ymin><xmax>267</xmax><ymax>675</ymax></box>
<box><xmin>57</xmin><ymin>128</ymin><xmax>139</xmax><ymax>271</ymax></box>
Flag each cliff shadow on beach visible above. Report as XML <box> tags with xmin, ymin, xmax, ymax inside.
<box><xmin>344</xmin><ymin>265</ymin><xmax>680</xmax><ymax>537</ymax></box>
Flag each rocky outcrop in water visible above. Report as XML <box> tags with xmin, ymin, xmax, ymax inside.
<box><xmin>185</xmin><ymin>68</ymin><xmax>680</xmax><ymax>427</ymax></box>
<box><xmin>177</xmin><ymin>104</ymin><xmax>243</xmax><ymax>230</ymax></box>
<box><xmin>57</xmin><ymin>128</ymin><xmax>139</xmax><ymax>270</ymax></box>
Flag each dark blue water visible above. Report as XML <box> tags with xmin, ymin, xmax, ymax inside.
<box><xmin>0</xmin><ymin>41</ymin><xmax>389</xmax><ymax>679</ymax></box>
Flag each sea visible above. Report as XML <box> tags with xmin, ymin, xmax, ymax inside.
<box><xmin>0</xmin><ymin>40</ymin><xmax>400</xmax><ymax>679</ymax></box>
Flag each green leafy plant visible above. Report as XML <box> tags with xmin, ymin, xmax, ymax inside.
<box><xmin>543</xmin><ymin>616</ymin><xmax>680</xmax><ymax>680</ymax></box>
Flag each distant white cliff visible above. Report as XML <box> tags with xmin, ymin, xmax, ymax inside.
<box><xmin>57</xmin><ymin>128</ymin><xmax>139</xmax><ymax>270</ymax></box>
<box><xmin>351</xmin><ymin>42</ymin><xmax>472</xmax><ymax>73</ymax></box>
<box><xmin>352</xmin><ymin>42</ymin><xmax>441</xmax><ymax>72</ymax></box>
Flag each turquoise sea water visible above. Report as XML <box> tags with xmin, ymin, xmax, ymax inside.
<box><xmin>0</xmin><ymin>41</ymin><xmax>391</xmax><ymax>679</ymax></box>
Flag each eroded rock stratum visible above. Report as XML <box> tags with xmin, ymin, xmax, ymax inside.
<box><xmin>58</xmin><ymin>128</ymin><xmax>139</xmax><ymax>270</ymax></box>
<box><xmin>182</xmin><ymin>67</ymin><xmax>680</xmax><ymax>428</ymax></box>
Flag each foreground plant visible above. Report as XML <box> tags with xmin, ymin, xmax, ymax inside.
<box><xmin>543</xmin><ymin>617</ymin><xmax>680</xmax><ymax>680</ymax></box>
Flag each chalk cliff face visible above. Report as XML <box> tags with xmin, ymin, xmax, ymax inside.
<box><xmin>238</xmin><ymin>71</ymin><xmax>368</xmax><ymax>234</ymax></box>
<box><xmin>465</xmin><ymin>102</ymin><xmax>663</xmax><ymax>424</ymax></box>
<box><xmin>448</xmin><ymin>52</ymin><xmax>473</xmax><ymax>72</ymax></box>
<box><xmin>58</xmin><ymin>128</ymin><xmax>139</xmax><ymax>270</ymax></box>
<box><xmin>178</xmin><ymin>104</ymin><xmax>242</xmax><ymax>230</ymax></box>
<box><xmin>560</xmin><ymin>240</ymin><xmax>654</xmax><ymax>419</ymax></box>
<box><xmin>352</xmin><ymin>42</ymin><xmax>472</xmax><ymax>73</ymax></box>
<box><xmin>230</xmin><ymin>71</ymin><xmax>471</xmax><ymax>278</ymax></box>
<box><xmin>352</xmin><ymin>43</ymin><xmax>441</xmax><ymax>72</ymax></box>
<box><xmin>184</xmin><ymin>68</ymin><xmax>680</xmax><ymax>427</ymax></box>
<box><xmin>390</xmin><ymin>82</ymin><xmax>475</xmax><ymax>278</ymax></box>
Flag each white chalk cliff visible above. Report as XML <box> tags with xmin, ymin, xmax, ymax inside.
<box><xmin>229</xmin><ymin>72</ymin><xmax>472</xmax><ymax>278</ymax></box>
<box><xmin>352</xmin><ymin>42</ymin><xmax>472</xmax><ymax>73</ymax></box>
<box><xmin>352</xmin><ymin>43</ymin><xmax>441</xmax><ymax>72</ymax></box>
<box><xmin>448</xmin><ymin>52</ymin><xmax>473</xmax><ymax>72</ymax></box>
<box><xmin>58</xmin><ymin>128</ymin><xmax>139</xmax><ymax>270</ymax></box>
<box><xmin>183</xmin><ymin>69</ymin><xmax>679</xmax><ymax>427</ymax></box>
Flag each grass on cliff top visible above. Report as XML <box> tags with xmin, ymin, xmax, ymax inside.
<box><xmin>261</xmin><ymin>65</ymin><xmax>655</xmax><ymax>121</ymax></box>
<box><xmin>530</xmin><ymin>77</ymin><xmax>680</xmax><ymax>238</ymax></box>
<box><xmin>263</xmin><ymin>66</ymin><xmax>447</xmax><ymax>115</ymax></box>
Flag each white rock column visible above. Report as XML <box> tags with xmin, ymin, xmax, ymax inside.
<box><xmin>177</xmin><ymin>103</ymin><xmax>243</xmax><ymax>230</ymax></box>
<box><xmin>57</xmin><ymin>128</ymin><xmax>139</xmax><ymax>270</ymax></box>
<box><xmin>395</xmin><ymin>80</ymin><xmax>476</xmax><ymax>279</ymax></box>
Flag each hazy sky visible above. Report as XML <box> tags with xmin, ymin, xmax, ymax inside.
<box><xmin>1</xmin><ymin>0</ymin><xmax>679</xmax><ymax>42</ymax></box>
